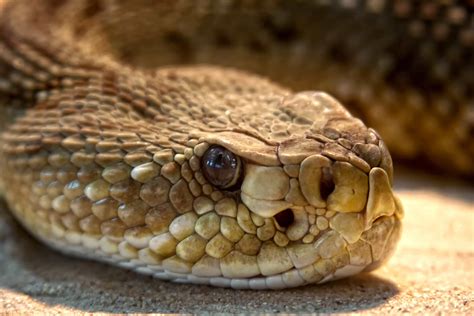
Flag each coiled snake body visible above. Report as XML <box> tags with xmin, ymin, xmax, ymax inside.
<box><xmin>0</xmin><ymin>0</ymin><xmax>471</xmax><ymax>289</ymax></box>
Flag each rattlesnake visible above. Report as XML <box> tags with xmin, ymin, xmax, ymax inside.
<box><xmin>1</xmin><ymin>0</ymin><xmax>470</xmax><ymax>289</ymax></box>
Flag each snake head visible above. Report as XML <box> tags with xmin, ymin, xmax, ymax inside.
<box><xmin>143</xmin><ymin>90</ymin><xmax>403</xmax><ymax>289</ymax></box>
<box><xmin>1</xmin><ymin>65</ymin><xmax>402</xmax><ymax>289</ymax></box>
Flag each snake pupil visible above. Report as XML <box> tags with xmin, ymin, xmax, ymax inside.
<box><xmin>202</xmin><ymin>145</ymin><xmax>242</xmax><ymax>189</ymax></box>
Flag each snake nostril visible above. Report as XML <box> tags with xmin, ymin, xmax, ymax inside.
<box><xmin>274</xmin><ymin>208</ymin><xmax>294</xmax><ymax>228</ymax></box>
<box><xmin>320</xmin><ymin>166</ymin><xmax>335</xmax><ymax>200</ymax></box>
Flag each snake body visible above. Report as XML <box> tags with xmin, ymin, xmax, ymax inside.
<box><xmin>2</xmin><ymin>0</ymin><xmax>470</xmax><ymax>289</ymax></box>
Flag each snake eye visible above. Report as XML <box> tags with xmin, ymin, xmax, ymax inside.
<box><xmin>201</xmin><ymin>146</ymin><xmax>242</xmax><ymax>190</ymax></box>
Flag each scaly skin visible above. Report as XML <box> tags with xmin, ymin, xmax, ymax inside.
<box><xmin>0</xmin><ymin>1</ymin><xmax>407</xmax><ymax>289</ymax></box>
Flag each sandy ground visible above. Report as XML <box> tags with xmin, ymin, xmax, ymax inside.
<box><xmin>0</xmin><ymin>167</ymin><xmax>473</xmax><ymax>314</ymax></box>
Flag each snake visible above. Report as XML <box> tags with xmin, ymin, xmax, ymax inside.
<box><xmin>0</xmin><ymin>0</ymin><xmax>471</xmax><ymax>290</ymax></box>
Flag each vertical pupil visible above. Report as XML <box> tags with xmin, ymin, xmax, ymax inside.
<box><xmin>215</xmin><ymin>153</ymin><xmax>224</xmax><ymax>166</ymax></box>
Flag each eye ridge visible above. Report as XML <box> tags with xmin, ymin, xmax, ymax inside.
<box><xmin>201</xmin><ymin>145</ymin><xmax>243</xmax><ymax>190</ymax></box>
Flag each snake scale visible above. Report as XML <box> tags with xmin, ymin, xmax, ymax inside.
<box><xmin>0</xmin><ymin>0</ymin><xmax>470</xmax><ymax>290</ymax></box>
